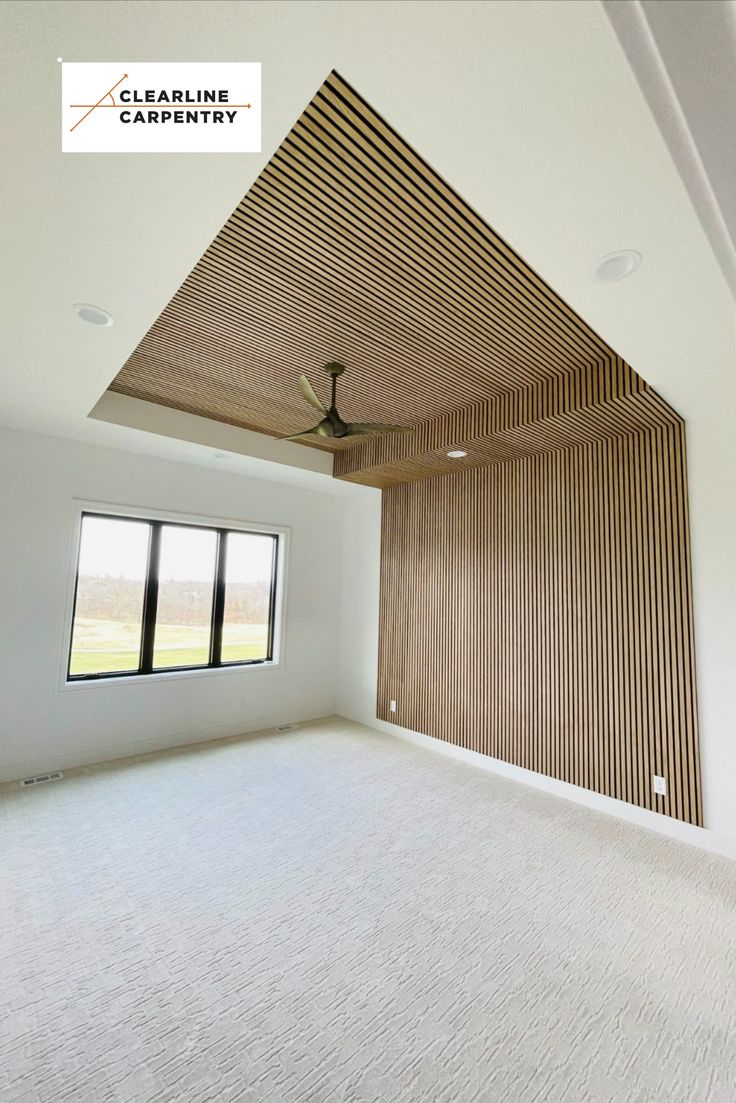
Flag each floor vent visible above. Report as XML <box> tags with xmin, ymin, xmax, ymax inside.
<box><xmin>275</xmin><ymin>723</ymin><xmax>300</xmax><ymax>733</ymax></box>
<box><xmin>20</xmin><ymin>771</ymin><xmax>64</xmax><ymax>788</ymax></box>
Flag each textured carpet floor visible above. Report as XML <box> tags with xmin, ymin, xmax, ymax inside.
<box><xmin>1</xmin><ymin>719</ymin><xmax>735</xmax><ymax>1103</ymax></box>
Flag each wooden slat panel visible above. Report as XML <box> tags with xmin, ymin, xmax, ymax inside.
<box><xmin>334</xmin><ymin>366</ymin><xmax>681</xmax><ymax>489</ymax></box>
<box><xmin>377</xmin><ymin>424</ymin><xmax>702</xmax><ymax>826</ymax></box>
<box><xmin>109</xmin><ymin>70</ymin><xmax>650</xmax><ymax>481</ymax></box>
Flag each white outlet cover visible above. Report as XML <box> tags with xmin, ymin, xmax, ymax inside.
<box><xmin>653</xmin><ymin>775</ymin><xmax>667</xmax><ymax>796</ymax></box>
<box><xmin>390</xmin><ymin>700</ymin><xmax>397</xmax><ymax>713</ymax></box>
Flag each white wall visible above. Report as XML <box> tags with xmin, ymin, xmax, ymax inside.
<box><xmin>0</xmin><ymin>425</ymin><xmax>343</xmax><ymax>782</ymax></box>
<box><xmin>337</xmin><ymin>489</ymin><xmax>382</xmax><ymax>718</ymax></box>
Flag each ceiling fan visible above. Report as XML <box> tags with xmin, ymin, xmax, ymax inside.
<box><xmin>279</xmin><ymin>362</ymin><xmax>414</xmax><ymax>442</ymax></box>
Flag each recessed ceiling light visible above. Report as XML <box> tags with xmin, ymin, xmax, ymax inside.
<box><xmin>447</xmin><ymin>450</ymin><xmax>467</xmax><ymax>459</ymax></box>
<box><xmin>592</xmin><ymin>250</ymin><xmax>642</xmax><ymax>283</ymax></box>
<box><xmin>73</xmin><ymin>303</ymin><xmax>114</xmax><ymax>327</ymax></box>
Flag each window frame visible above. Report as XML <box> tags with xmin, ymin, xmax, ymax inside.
<box><xmin>62</xmin><ymin>504</ymin><xmax>286</xmax><ymax>687</ymax></box>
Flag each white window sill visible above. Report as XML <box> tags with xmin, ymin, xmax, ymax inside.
<box><xmin>58</xmin><ymin>659</ymin><xmax>281</xmax><ymax>692</ymax></box>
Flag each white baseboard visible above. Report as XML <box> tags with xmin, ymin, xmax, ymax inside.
<box><xmin>0</xmin><ymin>711</ymin><xmax>332</xmax><ymax>785</ymax></box>
<box><xmin>348</xmin><ymin>714</ymin><xmax>736</xmax><ymax>863</ymax></box>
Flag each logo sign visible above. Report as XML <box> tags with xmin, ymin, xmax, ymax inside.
<box><xmin>62</xmin><ymin>63</ymin><xmax>260</xmax><ymax>153</ymax></box>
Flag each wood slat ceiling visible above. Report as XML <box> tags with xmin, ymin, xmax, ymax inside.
<box><xmin>109</xmin><ymin>69</ymin><xmax>670</xmax><ymax>481</ymax></box>
<box><xmin>335</xmin><ymin>358</ymin><xmax>683</xmax><ymax>486</ymax></box>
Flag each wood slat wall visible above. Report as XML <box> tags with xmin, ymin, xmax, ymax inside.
<box><xmin>377</xmin><ymin>423</ymin><xmax>702</xmax><ymax>825</ymax></box>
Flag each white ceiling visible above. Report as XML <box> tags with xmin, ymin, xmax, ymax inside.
<box><xmin>0</xmin><ymin>0</ymin><xmax>733</xmax><ymax>489</ymax></box>
<box><xmin>605</xmin><ymin>0</ymin><xmax>736</xmax><ymax>300</ymax></box>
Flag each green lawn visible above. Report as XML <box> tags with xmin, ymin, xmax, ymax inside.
<box><xmin>69</xmin><ymin>618</ymin><xmax>268</xmax><ymax>676</ymax></box>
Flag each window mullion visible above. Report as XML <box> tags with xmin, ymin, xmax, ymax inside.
<box><xmin>140</xmin><ymin>522</ymin><xmax>162</xmax><ymax>674</ymax></box>
<box><xmin>210</xmin><ymin>530</ymin><xmax>228</xmax><ymax>667</ymax></box>
<box><xmin>266</xmin><ymin>535</ymin><xmax>279</xmax><ymax>661</ymax></box>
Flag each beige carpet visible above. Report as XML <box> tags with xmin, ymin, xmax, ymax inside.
<box><xmin>1</xmin><ymin>718</ymin><xmax>735</xmax><ymax>1102</ymax></box>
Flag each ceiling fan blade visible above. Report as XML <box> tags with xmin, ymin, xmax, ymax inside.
<box><xmin>346</xmin><ymin>422</ymin><xmax>415</xmax><ymax>435</ymax></box>
<box><xmin>278</xmin><ymin>419</ymin><xmax>334</xmax><ymax>442</ymax></box>
<box><xmin>277</xmin><ymin>425</ymin><xmax>322</xmax><ymax>441</ymax></box>
<box><xmin>298</xmin><ymin>373</ymin><xmax>327</xmax><ymax>414</ymax></box>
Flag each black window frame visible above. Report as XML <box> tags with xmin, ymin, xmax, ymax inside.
<box><xmin>67</xmin><ymin>511</ymin><xmax>280</xmax><ymax>682</ymax></box>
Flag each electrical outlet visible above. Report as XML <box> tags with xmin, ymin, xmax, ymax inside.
<box><xmin>390</xmin><ymin>699</ymin><xmax>397</xmax><ymax>713</ymax></box>
<box><xmin>653</xmin><ymin>775</ymin><xmax>667</xmax><ymax>796</ymax></box>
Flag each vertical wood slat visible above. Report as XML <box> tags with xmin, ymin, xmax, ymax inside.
<box><xmin>376</xmin><ymin>426</ymin><xmax>702</xmax><ymax>826</ymax></box>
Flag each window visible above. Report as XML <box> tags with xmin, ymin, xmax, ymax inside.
<box><xmin>153</xmin><ymin>525</ymin><xmax>218</xmax><ymax>670</ymax></box>
<box><xmin>67</xmin><ymin>512</ymin><xmax>280</xmax><ymax>681</ymax></box>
